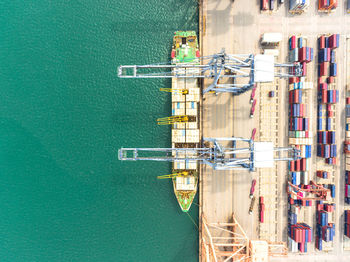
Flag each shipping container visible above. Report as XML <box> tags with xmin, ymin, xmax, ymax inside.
<box><xmin>298</xmin><ymin>37</ymin><xmax>303</xmax><ymax>48</ymax></box>
<box><xmin>261</xmin><ymin>0</ymin><xmax>269</xmax><ymax>10</ymax></box>
<box><xmin>330</xmin><ymin>63</ymin><xmax>337</xmax><ymax>76</ymax></box>
<box><xmin>319</xmin><ymin>62</ymin><xmax>328</xmax><ymax>76</ymax></box>
<box><xmin>329</xmin><ymin>34</ymin><xmax>339</xmax><ymax>49</ymax></box>
<box><xmin>319</xmin><ymin>35</ymin><xmax>326</xmax><ymax>49</ymax></box>
<box><xmin>330</xmin><ymin>49</ymin><xmax>336</xmax><ymax>63</ymax></box>
<box><xmin>289</xmin><ymin>36</ymin><xmax>296</xmax><ymax>50</ymax></box>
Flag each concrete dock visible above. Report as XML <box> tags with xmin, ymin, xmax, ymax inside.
<box><xmin>199</xmin><ymin>0</ymin><xmax>350</xmax><ymax>261</ymax></box>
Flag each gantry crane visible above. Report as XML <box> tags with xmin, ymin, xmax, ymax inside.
<box><xmin>118</xmin><ymin>49</ymin><xmax>302</xmax><ymax>95</ymax></box>
<box><xmin>119</xmin><ymin>137</ymin><xmax>300</xmax><ymax>171</ymax></box>
<box><xmin>201</xmin><ymin>213</ymin><xmax>287</xmax><ymax>262</ymax></box>
<box><xmin>156</xmin><ymin>115</ymin><xmax>195</xmax><ymax>125</ymax></box>
<box><xmin>159</xmin><ymin>88</ymin><xmax>189</xmax><ymax>95</ymax></box>
<box><xmin>287</xmin><ymin>180</ymin><xmax>331</xmax><ymax>201</ymax></box>
<box><xmin>157</xmin><ymin>171</ymin><xmax>189</xmax><ymax>179</ymax></box>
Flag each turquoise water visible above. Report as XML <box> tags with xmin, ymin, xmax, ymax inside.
<box><xmin>0</xmin><ymin>1</ymin><xmax>198</xmax><ymax>261</ymax></box>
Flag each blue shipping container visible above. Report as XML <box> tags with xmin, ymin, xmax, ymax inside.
<box><xmin>330</xmin><ymin>63</ymin><xmax>337</xmax><ymax>76</ymax></box>
<box><xmin>298</xmin><ymin>37</ymin><xmax>303</xmax><ymax>48</ymax></box>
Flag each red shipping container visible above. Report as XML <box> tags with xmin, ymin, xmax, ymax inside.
<box><xmin>329</xmin><ymin>0</ymin><xmax>338</xmax><ymax>10</ymax></box>
<box><xmin>328</xmin><ymin>76</ymin><xmax>334</xmax><ymax>83</ymax></box>
<box><xmin>305</xmin><ymin>130</ymin><xmax>309</xmax><ymax>138</ymax></box>
<box><xmin>299</xmin><ymin>118</ymin><xmax>303</xmax><ymax>131</ymax></box>
<box><xmin>300</xmin><ymin>228</ymin><xmax>304</xmax><ymax>243</ymax></box>
<box><xmin>320</xmin><ymin>62</ymin><xmax>328</xmax><ymax>76</ymax></box>
<box><xmin>289</xmin><ymin>77</ymin><xmax>298</xmax><ymax>84</ymax></box>
<box><xmin>289</xmin><ymin>91</ymin><xmax>293</xmax><ymax>104</ymax></box>
<box><xmin>346</xmin><ymin>97</ymin><xmax>350</xmax><ymax>104</ymax></box>
<box><xmin>290</xmin><ymin>160</ymin><xmax>295</xmax><ymax>171</ymax></box>
<box><xmin>295</xmin><ymin>90</ymin><xmax>299</xmax><ymax>103</ymax></box>
<box><xmin>290</xmin><ymin>36</ymin><xmax>296</xmax><ymax>49</ymax></box>
<box><xmin>319</xmin><ymin>35</ymin><xmax>325</xmax><ymax>49</ymax></box>
<box><xmin>327</xmin><ymin>48</ymin><xmax>331</xmax><ymax>62</ymax></box>
<box><xmin>300</xmin><ymin>104</ymin><xmax>304</xmax><ymax>117</ymax></box>
<box><xmin>296</xmin><ymin>159</ymin><xmax>301</xmax><ymax>171</ymax></box>
<box><xmin>299</xmin><ymin>47</ymin><xmax>307</xmax><ymax>62</ymax></box>
<box><xmin>319</xmin><ymin>83</ymin><xmax>328</xmax><ymax>91</ymax></box>
<box><xmin>320</xmin><ymin>0</ymin><xmax>327</xmax><ymax>8</ymax></box>
<box><xmin>302</xmin><ymin>62</ymin><xmax>307</xmax><ymax>76</ymax></box>
<box><xmin>322</xmin><ymin>90</ymin><xmax>328</xmax><ymax>103</ymax></box>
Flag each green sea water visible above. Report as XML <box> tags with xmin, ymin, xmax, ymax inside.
<box><xmin>0</xmin><ymin>1</ymin><xmax>198</xmax><ymax>261</ymax></box>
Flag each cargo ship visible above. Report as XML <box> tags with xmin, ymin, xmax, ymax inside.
<box><xmin>171</xmin><ymin>31</ymin><xmax>200</xmax><ymax>212</ymax></box>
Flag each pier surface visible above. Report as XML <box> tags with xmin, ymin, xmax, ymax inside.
<box><xmin>199</xmin><ymin>0</ymin><xmax>350</xmax><ymax>261</ymax></box>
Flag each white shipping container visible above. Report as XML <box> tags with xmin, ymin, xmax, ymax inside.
<box><xmin>261</xmin><ymin>33</ymin><xmax>282</xmax><ymax>44</ymax></box>
<box><xmin>186</xmin><ymin>122</ymin><xmax>198</xmax><ymax>129</ymax></box>
<box><xmin>173</xmin><ymin>123</ymin><xmax>186</xmax><ymax>129</ymax></box>
<box><xmin>290</xmin><ymin>48</ymin><xmax>298</xmax><ymax>62</ymax></box>
<box><xmin>186</xmin><ymin>129</ymin><xmax>200</xmax><ymax>143</ymax></box>
<box><xmin>289</xmin><ymin>137</ymin><xmax>312</xmax><ymax>145</ymax></box>
<box><xmin>301</xmin><ymin>145</ymin><xmax>305</xmax><ymax>157</ymax></box>
<box><xmin>172</xmin><ymin>129</ymin><xmax>186</xmax><ymax>143</ymax></box>
<box><xmin>174</xmin><ymin>160</ymin><xmax>186</xmax><ymax>170</ymax></box>
<box><xmin>185</xmin><ymin>160</ymin><xmax>197</xmax><ymax>170</ymax></box>
<box><xmin>302</xmin><ymin>171</ymin><xmax>308</xmax><ymax>185</ymax></box>
<box><xmin>186</xmin><ymin>88</ymin><xmax>200</xmax><ymax>102</ymax></box>
<box><xmin>290</xmin><ymin>0</ymin><xmax>309</xmax><ymax>11</ymax></box>
<box><xmin>291</xmin><ymin>205</ymin><xmax>300</xmax><ymax>215</ymax></box>
<box><xmin>296</xmin><ymin>172</ymin><xmax>300</xmax><ymax>185</ymax></box>
<box><xmin>288</xmin><ymin>237</ymin><xmax>298</xmax><ymax>253</ymax></box>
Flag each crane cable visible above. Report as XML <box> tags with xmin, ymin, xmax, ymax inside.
<box><xmin>185</xmin><ymin>212</ymin><xmax>198</xmax><ymax>230</ymax></box>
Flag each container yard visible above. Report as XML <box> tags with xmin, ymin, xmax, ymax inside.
<box><xmin>117</xmin><ymin>0</ymin><xmax>350</xmax><ymax>261</ymax></box>
<box><xmin>198</xmin><ymin>0</ymin><xmax>350</xmax><ymax>261</ymax></box>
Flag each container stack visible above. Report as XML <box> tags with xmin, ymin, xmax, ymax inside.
<box><xmin>345</xmin><ymin>210</ymin><xmax>350</xmax><ymax>238</ymax></box>
<box><xmin>316</xmin><ymin>202</ymin><xmax>336</xmax><ymax>250</ymax></box>
<box><xmin>322</xmin><ymin>184</ymin><xmax>336</xmax><ymax>198</ymax></box>
<box><xmin>287</xmin><ymin>36</ymin><xmax>314</xmax><ymax>253</ymax></box>
<box><xmin>289</xmin><ymin>0</ymin><xmax>310</xmax><ymax>14</ymax></box>
<box><xmin>345</xmin><ymin>171</ymin><xmax>350</xmax><ymax>204</ymax></box>
<box><xmin>289</xmin><ymin>36</ymin><xmax>314</xmax><ymax>75</ymax></box>
<box><xmin>289</xmin><ymin>223</ymin><xmax>312</xmax><ymax>252</ymax></box>
<box><xmin>345</xmin><ymin>98</ymin><xmax>350</xmax><ymax>204</ymax></box>
<box><xmin>317</xmin><ymin>170</ymin><xmax>329</xmax><ymax>179</ymax></box>
<box><xmin>318</xmin><ymin>0</ymin><xmax>338</xmax><ymax>12</ymax></box>
<box><xmin>317</xmin><ymin>34</ymin><xmax>339</xmax><ymax>165</ymax></box>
